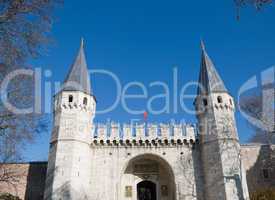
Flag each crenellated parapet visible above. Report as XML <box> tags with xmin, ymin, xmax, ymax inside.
<box><xmin>92</xmin><ymin>123</ymin><xmax>198</xmax><ymax>146</ymax></box>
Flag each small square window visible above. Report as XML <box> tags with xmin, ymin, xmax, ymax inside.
<box><xmin>83</xmin><ymin>97</ymin><xmax>88</xmax><ymax>105</ymax></box>
<box><xmin>203</xmin><ymin>99</ymin><xmax>208</xmax><ymax>106</ymax></box>
<box><xmin>217</xmin><ymin>96</ymin><xmax>223</xmax><ymax>103</ymax></box>
<box><xmin>69</xmin><ymin>95</ymin><xmax>73</xmax><ymax>103</ymax></box>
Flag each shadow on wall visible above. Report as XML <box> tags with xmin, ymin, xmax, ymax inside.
<box><xmin>51</xmin><ymin>181</ymin><xmax>71</xmax><ymax>200</ymax></box>
<box><xmin>246</xmin><ymin>145</ymin><xmax>275</xmax><ymax>193</ymax></box>
<box><xmin>192</xmin><ymin>145</ymin><xmax>204</xmax><ymax>200</ymax></box>
<box><xmin>51</xmin><ymin>182</ymin><xmax>90</xmax><ymax>200</ymax></box>
<box><xmin>24</xmin><ymin>162</ymin><xmax>47</xmax><ymax>200</ymax></box>
<box><xmin>176</xmin><ymin>143</ymin><xmax>204</xmax><ymax>200</ymax></box>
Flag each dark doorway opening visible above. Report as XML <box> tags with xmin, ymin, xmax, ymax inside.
<box><xmin>137</xmin><ymin>180</ymin><xmax>157</xmax><ymax>200</ymax></box>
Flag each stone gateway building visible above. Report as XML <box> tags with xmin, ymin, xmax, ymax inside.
<box><xmin>44</xmin><ymin>40</ymin><xmax>248</xmax><ymax>200</ymax></box>
<box><xmin>1</xmin><ymin>41</ymin><xmax>275</xmax><ymax>200</ymax></box>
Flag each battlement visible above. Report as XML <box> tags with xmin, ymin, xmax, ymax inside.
<box><xmin>92</xmin><ymin>123</ymin><xmax>198</xmax><ymax>146</ymax></box>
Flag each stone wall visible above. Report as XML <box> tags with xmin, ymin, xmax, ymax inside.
<box><xmin>1</xmin><ymin>144</ymin><xmax>275</xmax><ymax>200</ymax></box>
<box><xmin>241</xmin><ymin>144</ymin><xmax>275</xmax><ymax>193</ymax></box>
<box><xmin>0</xmin><ymin>162</ymin><xmax>47</xmax><ymax>200</ymax></box>
<box><xmin>89</xmin><ymin>143</ymin><xmax>203</xmax><ymax>200</ymax></box>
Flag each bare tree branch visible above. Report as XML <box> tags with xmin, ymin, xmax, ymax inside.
<box><xmin>0</xmin><ymin>0</ymin><xmax>60</xmax><ymax>187</ymax></box>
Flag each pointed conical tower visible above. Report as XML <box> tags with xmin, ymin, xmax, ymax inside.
<box><xmin>44</xmin><ymin>39</ymin><xmax>96</xmax><ymax>200</ymax></box>
<box><xmin>195</xmin><ymin>41</ymin><xmax>249</xmax><ymax>200</ymax></box>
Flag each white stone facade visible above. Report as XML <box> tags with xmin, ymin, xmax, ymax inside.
<box><xmin>43</xmin><ymin>41</ymin><xmax>250</xmax><ymax>200</ymax></box>
<box><xmin>44</xmin><ymin>90</ymin><xmax>203</xmax><ymax>200</ymax></box>
<box><xmin>44</xmin><ymin>89</ymin><xmax>248</xmax><ymax>200</ymax></box>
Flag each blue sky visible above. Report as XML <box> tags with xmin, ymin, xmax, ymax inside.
<box><xmin>23</xmin><ymin>0</ymin><xmax>275</xmax><ymax>161</ymax></box>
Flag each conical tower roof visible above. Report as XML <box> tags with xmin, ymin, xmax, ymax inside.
<box><xmin>62</xmin><ymin>38</ymin><xmax>91</xmax><ymax>94</ymax></box>
<box><xmin>197</xmin><ymin>40</ymin><xmax>227</xmax><ymax>95</ymax></box>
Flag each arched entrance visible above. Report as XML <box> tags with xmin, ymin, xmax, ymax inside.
<box><xmin>137</xmin><ymin>180</ymin><xmax>156</xmax><ymax>200</ymax></box>
<box><xmin>121</xmin><ymin>154</ymin><xmax>176</xmax><ymax>200</ymax></box>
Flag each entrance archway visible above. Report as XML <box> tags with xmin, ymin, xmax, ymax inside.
<box><xmin>137</xmin><ymin>180</ymin><xmax>156</xmax><ymax>200</ymax></box>
<box><xmin>121</xmin><ymin>154</ymin><xmax>176</xmax><ymax>200</ymax></box>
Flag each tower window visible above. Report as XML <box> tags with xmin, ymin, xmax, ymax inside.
<box><xmin>203</xmin><ymin>99</ymin><xmax>208</xmax><ymax>106</ymax></box>
<box><xmin>69</xmin><ymin>95</ymin><xmax>73</xmax><ymax>103</ymax></box>
<box><xmin>83</xmin><ymin>97</ymin><xmax>88</xmax><ymax>105</ymax></box>
<box><xmin>217</xmin><ymin>96</ymin><xmax>223</xmax><ymax>103</ymax></box>
<box><xmin>263</xmin><ymin>169</ymin><xmax>269</xmax><ymax>179</ymax></box>
<box><xmin>230</xmin><ymin>99</ymin><xmax>233</xmax><ymax>105</ymax></box>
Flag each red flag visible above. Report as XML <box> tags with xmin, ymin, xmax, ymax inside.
<box><xmin>143</xmin><ymin>111</ymin><xmax>148</xmax><ymax>121</ymax></box>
